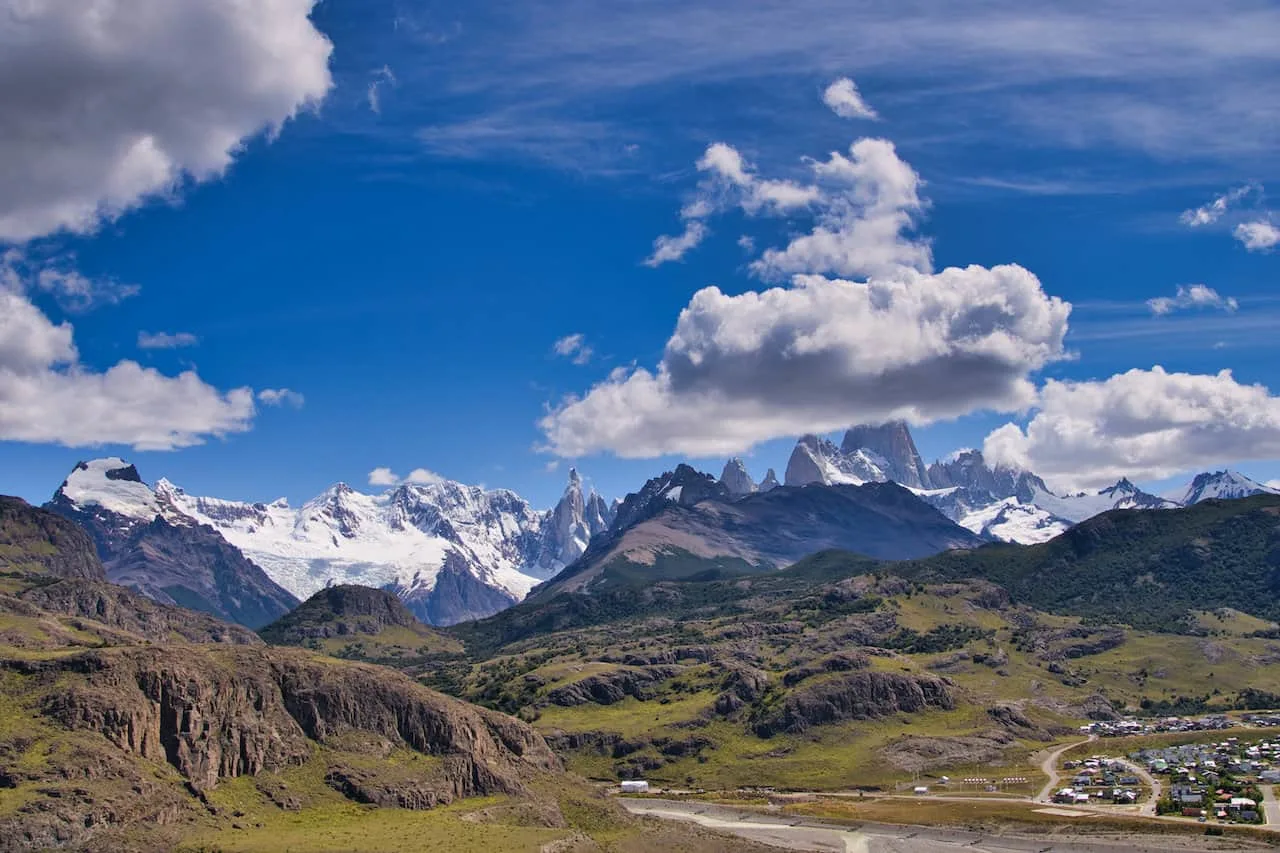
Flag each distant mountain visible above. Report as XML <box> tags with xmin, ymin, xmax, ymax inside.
<box><xmin>535</xmin><ymin>478</ymin><xmax>983</xmax><ymax>597</ymax></box>
<box><xmin>46</xmin><ymin>459</ymin><xmax>298</xmax><ymax>629</ymax></box>
<box><xmin>1172</xmin><ymin>470</ymin><xmax>1280</xmax><ymax>505</ymax></box>
<box><xmin>1027</xmin><ymin>478</ymin><xmax>1178</xmax><ymax>524</ymax></box>
<box><xmin>45</xmin><ymin>458</ymin><xmax>615</xmax><ymax>628</ymax></box>
<box><xmin>768</xmin><ymin>426</ymin><xmax>1276</xmax><ymax>546</ymax></box>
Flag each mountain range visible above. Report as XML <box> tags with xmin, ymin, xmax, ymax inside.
<box><xmin>34</xmin><ymin>424</ymin><xmax>1279</xmax><ymax>630</ymax></box>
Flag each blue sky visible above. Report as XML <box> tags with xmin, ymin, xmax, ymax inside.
<box><xmin>2</xmin><ymin>0</ymin><xmax>1280</xmax><ymax>509</ymax></box>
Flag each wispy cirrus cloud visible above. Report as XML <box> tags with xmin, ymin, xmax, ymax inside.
<box><xmin>552</xmin><ymin>333</ymin><xmax>594</xmax><ymax>365</ymax></box>
<box><xmin>1147</xmin><ymin>284</ymin><xmax>1238</xmax><ymax>316</ymax></box>
<box><xmin>397</xmin><ymin>0</ymin><xmax>1280</xmax><ymax>174</ymax></box>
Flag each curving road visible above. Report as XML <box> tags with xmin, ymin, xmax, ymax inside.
<box><xmin>1035</xmin><ymin>734</ymin><xmax>1097</xmax><ymax>802</ymax></box>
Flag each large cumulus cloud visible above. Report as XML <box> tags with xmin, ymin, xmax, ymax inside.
<box><xmin>984</xmin><ymin>367</ymin><xmax>1280</xmax><ymax>488</ymax></box>
<box><xmin>541</xmin><ymin>264</ymin><xmax>1070</xmax><ymax>458</ymax></box>
<box><xmin>0</xmin><ymin>0</ymin><xmax>332</xmax><ymax>241</ymax></box>
<box><xmin>0</xmin><ymin>290</ymin><xmax>255</xmax><ymax>449</ymax></box>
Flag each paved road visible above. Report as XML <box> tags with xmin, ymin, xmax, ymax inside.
<box><xmin>1261</xmin><ymin>785</ymin><xmax>1280</xmax><ymax>828</ymax></box>
<box><xmin>621</xmin><ymin>798</ymin><xmax>1246</xmax><ymax>852</ymax></box>
<box><xmin>1035</xmin><ymin>734</ymin><xmax>1097</xmax><ymax>802</ymax></box>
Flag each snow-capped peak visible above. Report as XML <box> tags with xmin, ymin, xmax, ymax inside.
<box><xmin>784</xmin><ymin>434</ymin><xmax>885</xmax><ymax>487</ymax></box>
<box><xmin>1174</xmin><ymin>471</ymin><xmax>1280</xmax><ymax>505</ymax></box>
<box><xmin>57</xmin><ymin>458</ymin><xmax>159</xmax><ymax>521</ymax></box>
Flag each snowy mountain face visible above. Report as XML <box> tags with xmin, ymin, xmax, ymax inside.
<box><xmin>46</xmin><ymin>459</ymin><xmax>298</xmax><ymax>628</ymax></box>
<box><xmin>49</xmin><ymin>459</ymin><xmax>613</xmax><ymax>627</ymax></box>
<box><xmin>784</xmin><ymin>434</ymin><xmax>889</xmax><ymax>487</ymax></box>
<box><xmin>1173</xmin><ymin>471</ymin><xmax>1280</xmax><ymax>505</ymax></box>
<box><xmin>758</xmin><ymin>469</ymin><xmax>780</xmax><ymax>492</ymax></box>
<box><xmin>1029</xmin><ymin>478</ymin><xmax>1178</xmax><ymax>524</ymax></box>
<box><xmin>954</xmin><ymin>497</ymin><xmax>1071</xmax><ymax>545</ymax></box>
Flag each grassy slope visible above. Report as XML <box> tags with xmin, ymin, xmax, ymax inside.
<box><xmin>439</xmin><ymin>546</ymin><xmax>1280</xmax><ymax>795</ymax></box>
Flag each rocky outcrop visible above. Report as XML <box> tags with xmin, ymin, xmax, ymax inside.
<box><xmin>926</xmin><ymin>449</ymin><xmax>1047</xmax><ymax>504</ymax></box>
<box><xmin>544</xmin><ymin>666</ymin><xmax>683</xmax><ymax>707</ymax></box>
<box><xmin>609</xmin><ymin>464</ymin><xmax>729</xmax><ymax>534</ymax></box>
<box><xmin>752</xmin><ymin>671</ymin><xmax>954</xmax><ymax>737</ymax></box>
<box><xmin>758</xmin><ymin>469</ymin><xmax>780</xmax><ymax>492</ymax></box>
<box><xmin>719</xmin><ymin>459</ymin><xmax>757</xmax><ymax>498</ymax></box>
<box><xmin>0</xmin><ymin>496</ymin><xmax>105</xmax><ymax>581</ymax></box>
<box><xmin>16</xmin><ymin>578</ymin><xmax>261</xmax><ymax>645</ymax></box>
<box><xmin>259</xmin><ymin>584</ymin><xmax>434</xmax><ymax>645</ymax></box>
<box><xmin>17</xmin><ymin>645</ymin><xmax>559</xmax><ymax>795</ymax></box>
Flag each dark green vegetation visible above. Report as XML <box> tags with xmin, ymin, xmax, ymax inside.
<box><xmin>0</xmin><ymin>498</ymin><xmax>766</xmax><ymax>853</ymax></box>
<box><xmin>846</xmin><ymin>494</ymin><xmax>1280</xmax><ymax>633</ymax></box>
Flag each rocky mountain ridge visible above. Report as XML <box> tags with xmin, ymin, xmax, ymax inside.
<box><xmin>726</xmin><ymin>422</ymin><xmax>1267</xmax><ymax>545</ymax></box>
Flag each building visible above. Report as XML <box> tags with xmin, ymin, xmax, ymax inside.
<box><xmin>620</xmin><ymin>780</ymin><xmax>650</xmax><ymax>793</ymax></box>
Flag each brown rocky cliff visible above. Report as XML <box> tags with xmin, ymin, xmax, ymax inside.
<box><xmin>0</xmin><ymin>496</ymin><xmax>105</xmax><ymax>581</ymax></box>
<box><xmin>24</xmin><ymin>645</ymin><xmax>559</xmax><ymax>795</ymax></box>
<box><xmin>753</xmin><ymin>670</ymin><xmax>954</xmax><ymax>737</ymax></box>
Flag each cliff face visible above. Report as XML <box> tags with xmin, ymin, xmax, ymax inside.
<box><xmin>0</xmin><ymin>496</ymin><xmax>105</xmax><ymax>581</ymax></box>
<box><xmin>752</xmin><ymin>671</ymin><xmax>955</xmax><ymax>737</ymax></box>
<box><xmin>15</xmin><ymin>578</ymin><xmax>261</xmax><ymax>646</ymax></box>
<box><xmin>2</xmin><ymin>644</ymin><xmax>561</xmax><ymax>849</ymax></box>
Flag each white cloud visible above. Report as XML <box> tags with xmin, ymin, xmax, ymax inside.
<box><xmin>257</xmin><ymin>388</ymin><xmax>305</xmax><ymax>408</ymax></box>
<box><xmin>1</xmin><ymin>250</ymin><xmax>138</xmax><ymax>311</ymax></box>
<box><xmin>823</xmin><ymin>77</ymin><xmax>878</xmax><ymax>120</ymax></box>
<box><xmin>1146</xmin><ymin>284</ymin><xmax>1238</xmax><ymax>316</ymax></box>
<box><xmin>737</xmin><ymin>235</ymin><xmax>756</xmax><ymax>253</ymax></box>
<box><xmin>750</xmin><ymin>138</ymin><xmax>930</xmax><ymax>281</ymax></box>
<box><xmin>367</xmin><ymin>65</ymin><xmax>397</xmax><ymax>114</ymax></box>
<box><xmin>984</xmin><ymin>366</ymin><xmax>1280</xmax><ymax>489</ymax></box>
<box><xmin>644</xmin><ymin>143</ymin><xmax>820</xmax><ymax>266</ymax></box>
<box><xmin>646</xmin><ymin>137</ymin><xmax>925</xmax><ymax>278</ymax></box>
<box><xmin>1180</xmin><ymin>184</ymin><xmax>1258</xmax><ymax>227</ymax></box>
<box><xmin>552</xmin><ymin>333</ymin><xmax>594</xmax><ymax>365</ymax></box>
<box><xmin>544</xmin><ymin>459</ymin><xmax>561</xmax><ymax>473</ymax></box>
<box><xmin>0</xmin><ymin>289</ymin><xmax>254</xmax><ymax>450</ymax></box>
<box><xmin>1234</xmin><ymin>220</ymin><xmax>1280</xmax><ymax>252</ymax></box>
<box><xmin>541</xmin><ymin>264</ymin><xmax>1070</xmax><ymax>458</ymax></box>
<box><xmin>368</xmin><ymin>466</ymin><xmax>444</xmax><ymax>487</ymax></box>
<box><xmin>644</xmin><ymin>221</ymin><xmax>708</xmax><ymax>267</ymax></box>
<box><xmin>138</xmin><ymin>331</ymin><xmax>199</xmax><ymax>350</ymax></box>
<box><xmin>0</xmin><ymin>0</ymin><xmax>332</xmax><ymax>242</ymax></box>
